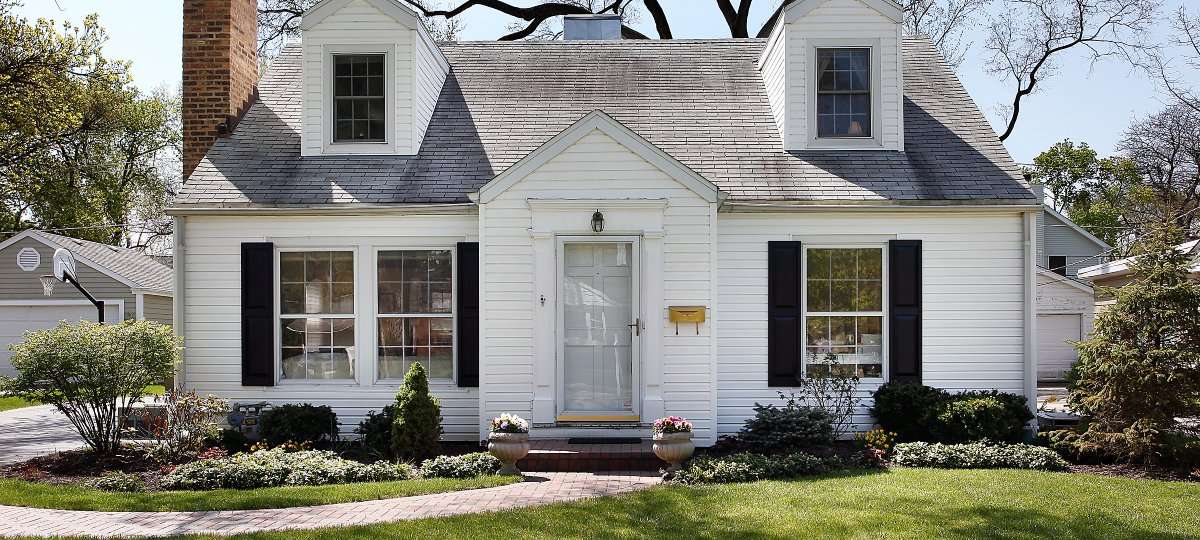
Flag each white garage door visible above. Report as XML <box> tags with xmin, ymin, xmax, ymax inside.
<box><xmin>1038</xmin><ymin>313</ymin><xmax>1082</xmax><ymax>382</ymax></box>
<box><xmin>0</xmin><ymin>302</ymin><xmax>122</xmax><ymax>378</ymax></box>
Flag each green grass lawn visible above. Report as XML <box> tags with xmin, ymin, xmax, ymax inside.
<box><xmin>0</xmin><ymin>395</ymin><xmax>34</xmax><ymax>412</ymax></box>
<box><xmin>0</xmin><ymin>476</ymin><xmax>519</xmax><ymax>512</ymax></box>
<box><xmin>185</xmin><ymin>468</ymin><xmax>1200</xmax><ymax>540</ymax></box>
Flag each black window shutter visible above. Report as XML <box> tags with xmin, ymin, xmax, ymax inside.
<box><xmin>241</xmin><ymin>242</ymin><xmax>275</xmax><ymax>386</ymax></box>
<box><xmin>767</xmin><ymin>241</ymin><xmax>804</xmax><ymax>386</ymax></box>
<box><xmin>889</xmin><ymin>240</ymin><xmax>922</xmax><ymax>384</ymax></box>
<box><xmin>456</xmin><ymin>242</ymin><xmax>480</xmax><ymax>388</ymax></box>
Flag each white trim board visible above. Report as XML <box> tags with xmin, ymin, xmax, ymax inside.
<box><xmin>474</xmin><ymin>110</ymin><xmax>724</xmax><ymax>204</ymax></box>
<box><xmin>0</xmin><ymin>299</ymin><xmax>126</xmax><ymax>322</ymax></box>
<box><xmin>300</xmin><ymin>0</ymin><xmax>449</xmax><ymax>69</ymax></box>
<box><xmin>784</xmin><ymin>0</ymin><xmax>903</xmax><ymax>23</ymax></box>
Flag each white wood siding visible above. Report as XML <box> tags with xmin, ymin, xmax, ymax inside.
<box><xmin>412</xmin><ymin>30</ymin><xmax>448</xmax><ymax>152</ymax></box>
<box><xmin>480</xmin><ymin>129</ymin><xmax>717</xmax><ymax>442</ymax></box>
<box><xmin>302</xmin><ymin>0</ymin><xmax>415</xmax><ymax>156</ymax></box>
<box><xmin>784</xmin><ymin>0</ymin><xmax>903</xmax><ymax>150</ymax></box>
<box><xmin>179</xmin><ymin>214</ymin><xmax>481</xmax><ymax>440</ymax></box>
<box><xmin>759</xmin><ymin>24</ymin><xmax>788</xmax><ymax>142</ymax></box>
<box><xmin>1041</xmin><ymin>209</ymin><xmax>1107</xmax><ymax>277</ymax></box>
<box><xmin>716</xmin><ymin>211</ymin><xmax>1028</xmax><ymax>435</ymax></box>
<box><xmin>141</xmin><ymin>294</ymin><xmax>173</xmax><ymax>325</ymax></box>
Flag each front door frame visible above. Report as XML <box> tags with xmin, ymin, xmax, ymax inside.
<box><xmin>555</xmin><ymin>235</ymin><xmax>642</xmax><ymax>422</ymax></box>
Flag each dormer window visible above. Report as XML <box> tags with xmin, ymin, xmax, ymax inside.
<box><xmin>816</xmin><ymin>48</ymin><xmax>871</xmax><ymax>138</ymax></box>
<box><xmin>333</xmin><ymin>54</ymin><xmax>386</xmax><ymax>143</ymax></box>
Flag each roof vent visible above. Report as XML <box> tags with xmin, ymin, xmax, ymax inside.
<box><xmin>16</xmin><ymin>247</ymin><xmax>40</xmax><ymax>271</ymax></box>
<box><xmin>563</xmin><ymin>14</ymin><xmax>621</xmax><ymax>40</ymax></box>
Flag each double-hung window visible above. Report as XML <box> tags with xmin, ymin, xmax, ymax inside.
<box><xmin>332</xmin><ymin>54</ymin><xmax>385</xmax><ymax>142</ymax></box>
<box><xmin>816</xmin><ymin>48</ymin><xmax>871</xmax><ymax>138</ymax></box>
<box><xmin>377</xmin><ymin>250</ymin><xmax>454</xmax><ymax>380</ymax></box>
<box><xmin>279</xmin><ymin>251</ymin><xmax>356</xmax><ymax>381</ymax></box>
<box><xmin>804</xmin><ymin>247</ymin><xmax>884</xmax><ymax>378</ymax></box>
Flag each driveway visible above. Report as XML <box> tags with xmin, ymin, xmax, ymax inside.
<box><xmin>0</xmin><ymin>404</ymin><xmax>83</xmax><ymax>466</ymax></box>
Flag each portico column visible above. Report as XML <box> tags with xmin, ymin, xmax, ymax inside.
<box><xmin>530</xmin><ymin>229</ymin><xmax>557</xmax><ymax>424</ymax></box>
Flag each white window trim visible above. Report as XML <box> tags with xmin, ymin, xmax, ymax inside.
<box><xmin>806</xmin><ymin>38</ymin><xmax>884</xmax><ymax>150</ymax></box>
<box><xmin>322</xmin><ymin>43</ymin><xmax>396</xmax><ymax>155</ymax></box>
<box><xmin>801</xmin><ymin>243</ymin><xmax>889</xmax><ymax>382</ymax></box>
<box><xmin>371</xmin><ymin>246</ymin><xmax>458</xmax><ymax>385</ymax></box>
<box><xmin>274</xmin><ymin>247</ymin><xmax>360</xmax><ymax>385</ymax></box>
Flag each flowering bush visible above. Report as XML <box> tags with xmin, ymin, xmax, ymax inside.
<box><xmin>419</xmin><ymin>452</ymin><xmax>501</xmax><ymax>479</ymax></box>
<box><xmin>892</xmin><ymin>442</ymin><xmax>1068</xmax><ymax>471</ymax></box>
<box><xmin>856</xmin><ymin>429</ymin><xmax>898</xmax><ymax>455</ymax></box>
<box><xmin>653</xmin><ymin>416</ymin><xmax>693</xmax><ymax>435</ymax></box>
<box><xmin>672</xmin><ymin>451</ymin><xmax>832</xmax><ymax>484</ymax></box>
<box><xmin>90</xmin><ymin>471</ymin><xmax>145</xmax><ymax>492</ymax></box>
<box><xmin>489</xmin><ymin>413</ymin><xmax>529</xmax><ymax>434</ymax></box>
<box><xmin>161</xmin><ymin>448</ymin><xmax>412</xmax><ymax>490</ymax></box>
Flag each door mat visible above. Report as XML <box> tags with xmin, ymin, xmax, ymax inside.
<box><xmin>567</xmin><ymin>437</ymin><xmax>643</xmax><ymax>445</ymax></box>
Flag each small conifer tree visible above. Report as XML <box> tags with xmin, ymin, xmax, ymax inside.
<box><xmin>391</xmin><ymin>362</ymin><xmax>443</xmax><ymax>461</ymax></box>
<box><xmin>1068</xmin><ymin>223</ymin><xmax>1200</xmax><ymax>462</ymax></box>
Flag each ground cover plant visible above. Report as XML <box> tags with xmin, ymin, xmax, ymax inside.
<box><xmin>892</xmin><ymin>442</ymin><xmax>1069</xmax><ymax>471</ymax></box>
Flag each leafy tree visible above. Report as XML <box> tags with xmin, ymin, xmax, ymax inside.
<box><xmin>0</xmin><ymin>5</ymin><xmax>179</xmax><ymax>248</ymax></box>
<box><xmin>1029</xmin><ymin>140</ymin><xmax>1139</xmax><ymax>248</ymax></box>
<box><xmin>0</xmin><ymin>320</ymin><xmax>180</xmax><ymax>455</ymax></box>
<box><xmin>391</xmin><ymin>362</ymin><xmax>443</xmax><ymax>461</ymax></box>
<box><xmin>1067</xmin><ymin>223</ymin><xmax>1200</xmax><ymax>463</ymax></box>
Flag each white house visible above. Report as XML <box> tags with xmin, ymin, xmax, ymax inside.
<box><xmin>171</xmin><ymin>0</ymin><xmax>1040</xmax><ymax>445</ymax></box>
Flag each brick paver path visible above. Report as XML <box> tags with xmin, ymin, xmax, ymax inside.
<box><xmin>0</xmin><ymin>472</ymin><xmax>661</xmax><ymax>538</ymax></box>
<box><xmin>0</xmin><ymin>405</ymin><xmax>84</xmax><ymax>466</ymax></box>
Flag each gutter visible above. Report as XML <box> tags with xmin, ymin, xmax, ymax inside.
<box><xmin>166</xmin><ymin>202</ymin><xmax>478</xmax><ymax>216</ymax></box>
<box><xmin>1023</xmin><ymin>210</ymin><xmax>1038</xmax><ymax>427</ymax></box>
<box><xmin>720</xmin><ymin>200</ymin><xmax>1042</xmax><ymax>212</ymax></box>
<box><xmin>172</xmin><ymin>216</ymin><xmax>186</xmax><ymax>390</ymax></box>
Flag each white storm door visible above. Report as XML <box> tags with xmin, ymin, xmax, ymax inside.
<box><xmin>558</xmin><ymin>239</ymin><xmax>640</xmax><ymax>418</ymax></box>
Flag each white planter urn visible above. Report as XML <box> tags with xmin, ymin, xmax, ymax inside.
<box><xmin>487</xmin><ymin>431</ymin><xmax>530</xmax><ymax>476</ymax></box>
<box><xmin>652</xmin><ymin>431</ymin><xmax>695</xmax><ymax>473</ymax></box>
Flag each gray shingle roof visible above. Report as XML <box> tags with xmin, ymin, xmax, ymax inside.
<box><xmin>32</xmin><ymin>231</ymin><xmax>173</xmax><ymax>292</ymax></box>
<box><xmin>175</xmin><ymin>37</ymin><xmax>1034</xmax><ymax>207</ymax></box>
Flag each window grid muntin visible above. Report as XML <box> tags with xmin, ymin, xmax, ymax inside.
<box><xmin>332</xmin><ymin>54</ymin><xmax>386</xmax><ymax>143</ymax></box>
<box><xmin>376</xmin><ymin>249</ymin><xmax>455</xmax><ymax>381</ymax></box>
<box><xmin>278</xmin><ymin>249</ymin><xmax>357</xmax><ymax>382</ymax></box>
<box><xmin>802</xmin><ymin>246</ymin><xmax>886</xmax><ymax>379</ymax></box>
<box><xmin>816</xmin><ymin>48</ymin><xmax>872</xmax><ymax>139</ymax></box>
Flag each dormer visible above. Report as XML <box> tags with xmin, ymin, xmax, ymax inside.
<box><xmin>300</xmin><ymin>0</ymin><xmax>449</xmax><ymax>156</ymax></box>
<box><xmin>759</xmin><ymin>0</ymin><xmax>904</xmax><ymax>151</ymax></box>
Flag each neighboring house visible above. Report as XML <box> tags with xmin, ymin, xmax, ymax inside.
<box><xmin>171</xmin><ymin>0</ymin><xmax>1041</xmax><ymax>444</ymax></box>
<box><xmin>1035</xmin><ymin>204</ymin><xmax>1110</xmax><ymax>382</ymax></box>
<box><xmin>0</xmin><ymin>230</ymin><xmax>173</xmax><ymax>377</ymax></box>
<box><xmin>1078</xmin><ymin>239</ymin><xmax>1200</xmax><ymax>312</ymax></box>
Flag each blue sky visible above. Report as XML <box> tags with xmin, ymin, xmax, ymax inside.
<box><xmin>15</xmin><ymin>0</ymin><xmax>1189</xmax><ymax>164</ymax></box>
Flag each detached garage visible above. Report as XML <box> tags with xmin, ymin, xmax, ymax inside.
<box><xmin>1035</xmin><ymin>268</ymin><xmax>1096</xmax><ymax>382</ymax></box>
<box><xmin>0</xmin><ymin>230</ymin><xmax>172</xmax><ymax>377</ymax></box>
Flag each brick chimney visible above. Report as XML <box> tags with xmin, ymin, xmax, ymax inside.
<box><xmin>182</xmin><ymin>0</ymin><xmax>258</xmax><ymax>178</ymax></box>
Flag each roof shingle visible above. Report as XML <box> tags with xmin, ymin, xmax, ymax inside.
<box><xmin>175</xmin><ymin>37</ymin><xmax>1034</xmax><ymax>207</ymax></box>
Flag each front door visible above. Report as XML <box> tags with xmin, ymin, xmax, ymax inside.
<box><xmin>557</xmin><ymin>239</ymin><xmax>640</xmax><ymax>420</ymax></box>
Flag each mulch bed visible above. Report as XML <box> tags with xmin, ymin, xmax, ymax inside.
<box><xmin>1069</xmin><ymin>463</ymin><xmax>1199</xmax><ymax>482</ymax></box>
<box><xmin>0</xmin><ymin>448</ymin><xmax>179</xmax><ymax>491</ymax></box>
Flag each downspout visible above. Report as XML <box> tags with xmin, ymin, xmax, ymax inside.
<box><xmin>1023</xmin><ymin>210</ymin><xmax>1038</xmax><ymax>433</ymax></box>
<box><xmin>173</xmin><ymin>216</ymin><xmax>187</xmax><ymax>390</ymax></box>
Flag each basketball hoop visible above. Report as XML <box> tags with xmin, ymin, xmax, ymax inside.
<box><xmin>39</xmin><ymin>275</ymin><xmax>57</xmax><ymax>296</ymax></box>
<box><xmin>52</xmin><ymin>248</ymin><xmax>76</xmax><ymax>282</ymax></box>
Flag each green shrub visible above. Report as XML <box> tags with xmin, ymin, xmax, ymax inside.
<box><xmin>355</xmin><ymin>405</ymin><xmax>395</xmax><ymax>459</ymax></box>
<box><xmin>736</xmin><ymin>394</ymin><xmax>834</xmax><ymax>451</ymax></box>
<box><xmin>0</xmin><ymin>320</ymin><xmax>179</xmax><ymax>455</ymax></box>
<box><xmin>419</xmin><ymin>452</ymin><xmax>500</xmax><ymax>479</ymax></box>
<box><xmin>392</xmin><ymin>363</ymin><xmax>443</xmax><ymax>461</ymax></box>
<box><xmin>215</xmin><ymin>429</ymin><xmax>250</xmax><ymax>454</ymax></box>
<box><xmin>1046</xmin><ymin>428</ymin><xmax>1200</xmax><ymax>467</ymax></box>
<box><xmin>259</xmin><ymin>404</ymin><xmax>339</xmax><ymax>446</ymax></box>
<box><xmin>892</xmin><ymin>442</ymin><xmax>1068</xmax><ymax>471</ymax></box>
<box><xmin>672</xmin><ymin>451</ymin><xmax>832</xmax><ymax>485</ymax></box>
<box><xmin>161</xmin><ymin>448</ymin><xmax>412</xmax><ymax>490</ymax></box>
<box><xmin>871</xmin><ymin>383</ymin><xmax>1032</xmax><ymax>443</ymax></box>
<box><xmin>934</xmin><ymin>391</ymin><xmax>1033</xmax><ymax>443</ymax></box>
<box><xmin>871</xmin><ymin>382</ymin><xmax>949</xmax><ymax>442</ymax></box>
<box><xmin>90</xmin><ymin>471</ymin><xmax>145</xmax><ymax>492</ymax></box>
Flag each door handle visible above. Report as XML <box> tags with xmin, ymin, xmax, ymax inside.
<box><xmin>628</xmin><ymin>318</ymin><xmax>640</xmax><ymax>336</ymax></box>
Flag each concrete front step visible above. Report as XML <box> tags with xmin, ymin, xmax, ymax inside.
<box><xmin>518</xmin><ymin>438</ymin><xmax>667</xmax><ymax>472</ymax></box>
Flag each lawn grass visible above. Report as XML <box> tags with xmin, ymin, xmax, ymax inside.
<box><xmin>0</xmin><ymin>395</ymin><xmax>33</xmax><ymax>412</ymax></box>
<box><xmin>188</xmin><ymin>468</ymin><xmax>1200</xmax><ymax>540</ymax></box>
<box><xmin>0</xmin><ymin>475</ymin><xmax>519</xmax><ymax>512</ymax></box>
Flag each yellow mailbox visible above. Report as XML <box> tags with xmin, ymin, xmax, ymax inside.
<box><xmin>668</xmin><ymin>306</ymin><xmax>706</xmax><ymax>335</ymax></box>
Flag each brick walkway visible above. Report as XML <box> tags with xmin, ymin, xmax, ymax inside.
<box><xmin>0</xmin><ymin>472</ymin><xmax>661</xmax><ymax>538</ymax></box>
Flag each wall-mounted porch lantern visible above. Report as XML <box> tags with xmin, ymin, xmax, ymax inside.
<box><xmin>591</xmin><ymin>210</ymin><xmax>605</xmax><ymax>233</ymax></box>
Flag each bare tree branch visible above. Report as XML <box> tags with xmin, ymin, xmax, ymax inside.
<box><xmin>643</xmin><ymin>0</ymin><xmax>672</xmax><ymax>39</ymax></box>
<box><xmin>902</xmin><ymin>0</ymin><xmax>992</xmax><ymax>68</ymax></box>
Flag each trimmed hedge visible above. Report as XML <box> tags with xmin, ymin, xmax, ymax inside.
<box><xmin>419</xmin><ymin>453</ymin><xmax>501</xmax><ymax>479</ymax></box>
<box><xmin>259</xmin><ymin>404</ymin><xmax>339</xmax><ymax>446</ymax></box>
<box><xmin>161</xmin><ymin>449</ymin><xmax>412</xmax><ymax>490</ymax></box>
<box><xmin>892</xmin><ymin>442</ymin><xmax>1068</xmax><ymax>471</ymax></box>
<box><xmin>871</xmin><ymin>383</ymin><xmax>1033</xmax><ymax>443</ymax></box>
<box><xmin>672</xmin><ymin>451</ymin><xmax>833</xmax><ymax>485</ymax></box>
